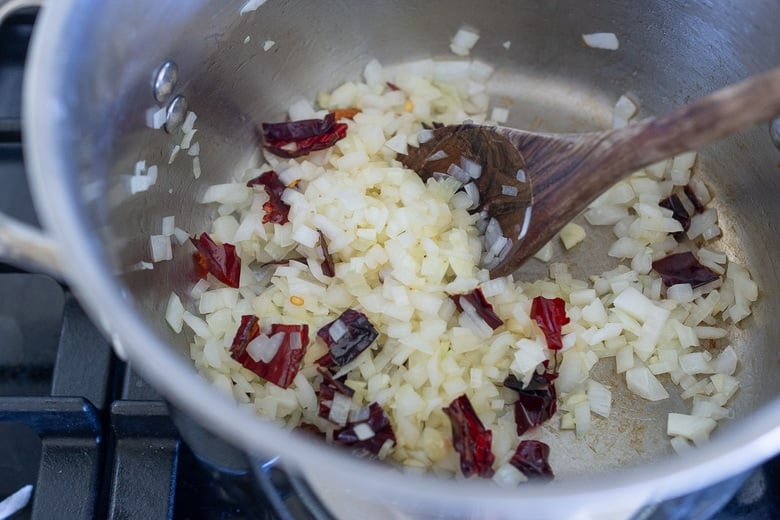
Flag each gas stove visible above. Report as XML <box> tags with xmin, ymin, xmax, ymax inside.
<box><xmin>0</xmin><ymin>8</ymin><xmax>779</xmax><ymax>520</ymax></box>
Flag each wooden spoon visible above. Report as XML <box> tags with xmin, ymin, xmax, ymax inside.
<box><xmin>399</xmin><ymin>67</ymin><xmax>780</xmax><ymax>278</ymax></box>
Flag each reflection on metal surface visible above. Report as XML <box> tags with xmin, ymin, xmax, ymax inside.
<box><xmin>164</xmin><ymin>94</ymin><xmax>187</xmax><ymax>134</ymax></box>
<box><xmin>153</xmin><ymin>60</ymin><xmax>178</xmax><ymax>104</ymax></box>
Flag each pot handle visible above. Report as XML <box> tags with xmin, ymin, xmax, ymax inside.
<box><xmin>0</xmin><ymin>0</ymin><xmax>63</xmax><ymax>279</ymax></box>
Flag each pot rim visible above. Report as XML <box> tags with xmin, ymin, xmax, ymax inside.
<box><xmin>23</xmin><ymin>0</ymin><xmax>780</xmax><ymax>515</ymax></box>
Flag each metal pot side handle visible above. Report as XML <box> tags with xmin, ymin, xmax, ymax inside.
<box><xmin>0</xmin><ymin>0</ymin><xmax>63</xmax><ymax>279</ymax></box>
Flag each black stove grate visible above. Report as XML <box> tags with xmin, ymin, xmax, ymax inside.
<box><xmin>0</xmin><ymin>8</ymin><xmax>779</xmax><ymax>520</ymax></box>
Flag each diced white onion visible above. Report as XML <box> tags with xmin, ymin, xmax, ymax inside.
<box><xmin>240</xmin><ymin>0</ymin><xmax>266</xmax><ymax>15</ymax></box>
<box><xmin>667</xmin><ymin>413</ymin><xmax>716</xmax><ymax>444</ymax></box>
<box><xmin>582</xmin><ymin>32</ymin><xmax>619</xmax><ymax>50</ymax></box>
<box><xmin>626</xmin><ymin>366</ymin><xmax>669</xmax><ymax>401</ymax></box>
<box><xmin>460</xmin><ymin>157</ymin><xmax>483</xmax><ymax>179</ymax></box>
<box><xmin>329</xmin><ymin>319</ymin><xmax>348</xmax><ymax>341</ymax></box>
<box><xmin>150</xmin><ymin>234</ymin><xmax>173</xmax><ymax>262</ymax></box>
<box><xmin>450</xmin><ymin>26</ymin><xmax>480</xmax><ymax>56</ymax></box>
<box><xmin>353</xmin><ymin>422</ymin><xmax>376</xmax><ymax>441</ymax></box>
<box><xmin>165</xmin><ymin>292</ymin><xmax>185</xmax><ymax>333</ymax></box>
<box><xmin>328</xmin><ymin>392</ymin><xmax>352</xmax><ymax>426</ymax></box>
<box><xmin>247</xmin><ymin>332</ymin><xmax>284</xmax><ymax>363</ymax></box>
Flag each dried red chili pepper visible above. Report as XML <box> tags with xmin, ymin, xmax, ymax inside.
<box><xmin>262</xmin><ymin>113</ymin><xmax>348</xmax><ymax>158</ymax></box>
<box><xmin>229</xmin><ymin>319</ymin><xmax>309</xmax><ymax>389</ymax></box>
<box><xmin>246</xmin><ymin>170</ymin><xmax>290</xmax><ymax>224</ymax></box>
<box><xmin>316</xmin><ymin>309</ymin><xmax>378</xmax><ymax>367</ymax></box>
<box><xmin>450</xmin><ymin>288</ymin><xmax>504</xmax><ymax>330</ymax></box>
<box><xmin>229</xmin><ymin>315</ymin><xmax>261</xmax><ymax>357</ymax></box>
<box><xmin>333</xmin><ymin>402</ymin><xmax>396</xmax><ymax>458</ymax></box>
<box><xmin>659</xmin><ymin>193</ymin><xmax>691</xmax><ymax>238</ymax></box>
<box><xmin>318</xmin><ymin>230</ymin><xmax>335</xmax><ymax>277</ymax></box>
<box><xmin>510</xmin><ymin>440</ymin><xmax>554</xmax><ymax>480</ymax></box>
<box><xmin>317</xmin><ymin>369</ymin><xmax>354</xmax><ymax>422</ymax></box>
<box><xmin>385</xmin><ymin>81</ymin><xmax>401</xmax><ymax>91</ymax></box>
<box><xmin>530</xmin><ymin>296</ymin><xmax>569</xmax><ymax>351</ymax></box>
<box><xmin>443</xmin><ymin>395</ymin><xmax>495</xmax><ymax>478</ymax></box>
<box><xmin>190</xmin><ymin>233</ymin><xmax>241</xmax><ymax>288</ymax></box>
<box><xmin>652</xmin><ymin>251</ymin><xmax>719</xmax><ymax>288</ymax></box>
<box><xmin>504</xmin><ymin>373</ymin><xmax>558</xmax><ymax>436</ymax></box>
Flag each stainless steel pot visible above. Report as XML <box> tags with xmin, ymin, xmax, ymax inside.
<box><xmin>2</xmin><ymin>0</ymin><xmax>780</xmax><ymax>518</ymax></box>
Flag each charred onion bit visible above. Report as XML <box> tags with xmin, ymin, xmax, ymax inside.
<box><xmin>510</xmin><ymin>440</ymin><xmax>554</xmax><ymax>481</ymax></box>
<box><xmin>443</xmin><ymin>395</ymin><xmax>495</xmax><ymax>478</ymax></box>
<box><xmin>334</xmin><ymin>402</ymin><xmax>396</xmax><ymax>458</ymax></box>
<box><xmin>230</xmin><ymin>319</ymin><xmax>310</xmax><ymax>389</ymax></box>
<box><xmin>530</xmin><ymin>296</ymin><xmax>569</xmax><ymax>351</ymax></box>
<box><xmin>652</xmin><ymin>251</ymin><xmax>719</xmax><ymax>288</ymax></box>
<box><xmin>317</xmin><ymin>369</ymin><xmax>355</xmax><ymax>421</ymax></box>
<box><xmin>659</xmin><ymin>193</ymin><xmax>691</xmax><ymax>238</ymax></box>
<box><xmin>190</xmin><ymin>233</ymin><xmax>241</xmax><ymax>288</ymax></box>
<box><xmin>451</xmin><ymin>288</ymin><xmax>504</xmax><ymax>329</ymax></box>
<box><xmin>246</xmin><ymin>170</ymin><xmax>290</xmax><ymax>224</ymax></box>
<box><xmin>504</xmin><ymin>373</ymin><xmax>558</xmax><ymax>436</ymax></box>
<box><xmin>316</xmin><ymin>309</ymin><xmax>378</xmax><ymax>367</ymax></box>
<box><xmin>262</xmin><ymin>113</ymin><xmax>348</xmax><ymax>159</ymax></box>
<box><xmin>318</xmin><ymin>230</ymin><xmax>335</xmax><ymax>277</ymax></box>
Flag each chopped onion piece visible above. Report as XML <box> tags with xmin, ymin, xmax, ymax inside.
<box><xmin>667</xmin><ymin>413</ymin><xmax>716</xmax><ymax>444</ymax></box>
<box><xmin>626</xmin><ymin>366</ymin><xmax>669</xmax><ymax>401</ymax></box>
<box><xmin>417</xmin><ymin>129</ymin><xmax>434</xmax><ymax>143</ymax></box>
<box><xmin>582</xmin><ymin>32</ymin><xmax>619</xmax><ymax>50</ymax></box>
<box><xmin>247</xmin><ymin>332</ymin><xmax>285</xmax><ymax>363</ymax></box>
<box><xmin>450</xmin><ymin>26</ymin><xmax>480</xmax><ymax>56</ymax></box>
<box><xmin>560</xmin><ymin>223</ymin><xmax>586</xmax><ymax>250</ymax></box>
<box><xmin>150</xmin><ymin>234</ymin><xmax>173</xmax><ymax>262</ymax></box>
<box><xmin>587</xmin><ymin>380</ymin><xmax>612</xmax><ymax>417</ymax></box>
<box><xmin>426</xmin><ymin>150</ymin><xmax>448</xmax><ymax>162</ymax></box>
<box><xmin>491</xmin><ymin>107</ymin><xmax>510</xmax><ymax>123</ymax></box>
<box><xmin>460</xmin><ymin>157</ymin><xmax>483</xmax><ymax>179</ymax></box>
<box><xmin>464</xmin><ymin>182</ymin><xmax>480</xmax><ymax>209</ymax></box>
<box><xmin>161</xmin><ymin>216</ymin><xmax>175</xmax><ymax>236</ymax></box>
<box><xmin>165</xmin><ymin>292</ymin><xmax>184</xmax><ymax>333</ymax></box>
<box><xmin>328</xmin><ymin>391</ymin><xmax>352</xmax><ymax>426</ymax></box>
<box><xmin>353</xmin><ymin>422</ymin><xmax>376</xmax><ymax>441</ymax></box>
<box><xmin>239</xmin><ymin>0</ymin><xmax>266</xmax><ymax>15</ymax></box>
<box><xmin>501</xmin><ymin>184</ymin><xmax>518</xmax><ymax>197</ymax></box>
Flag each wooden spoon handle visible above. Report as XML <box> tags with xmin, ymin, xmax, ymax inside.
<box><xmin>603</xmin><ymin>66</ymin><xmax>780</xmax><ymax>173</ymax></box>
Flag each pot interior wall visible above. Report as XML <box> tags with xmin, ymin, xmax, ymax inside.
<box><xmin>61</xmin><ymin>0</ymin><xmax>780</xmax><ymax>475</ymax></box>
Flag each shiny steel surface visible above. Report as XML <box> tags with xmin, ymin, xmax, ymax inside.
<box><xmin>153</xmin><ymin>60</ymin><xmax>178</xmax><ymax>104</ymax></box>
<box><xmin>15</xmin><ymin>0</ymin><xmax>780</xmax><ymax>518</ymax></box>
